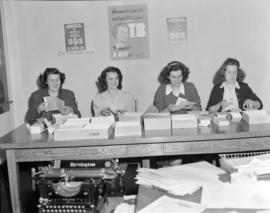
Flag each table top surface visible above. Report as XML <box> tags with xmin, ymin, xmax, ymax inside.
<box><xmin>1</xmin><ymin>120</ymin><xmax>270</xmax><ymax>150</ymax></box>
<box><xmin>136</xmin><ymin>185</ymin><xmax>267</xmax><ymax>213</ymax></box>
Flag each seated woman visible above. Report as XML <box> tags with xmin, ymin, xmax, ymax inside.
<box><xmin>25</xmin><ymin>68</ymin><xmax>81</xmax><ymax>124</ymax></box>
<box><xmin>206</xmin><ymin>58</ymin><xmax>263</xmax><ymax>112</ymax></box>
<box><xmin>153</xmin><ymin>61</ymin><xmax>202</xmax><ymax>113</ymax></box>
<box><xmin>93</xmin><ymin>66</ymin><xmax>135</xmax><ymax>117</ymax></box>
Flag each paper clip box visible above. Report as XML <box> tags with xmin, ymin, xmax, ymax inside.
<box><xmin>143</xmin><ymin>113</ymin><xmax>171</xmax><ymax>137</ymax></box>
<box><xmin>114</xmin><ymin>121</ymin><xmax>142</xmax><ymax>138</ymax></box>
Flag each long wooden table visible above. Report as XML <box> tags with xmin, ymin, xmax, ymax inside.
<box><xmin>1</xmin><ymin>121</ymin><xmax>270</xmax><ymax>213</ymax></box>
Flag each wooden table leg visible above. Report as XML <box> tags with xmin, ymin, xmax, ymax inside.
<box><xmin>6</xmin><ymin>150</ymin><xmax>22</xmax><ymax>213</ymax></box>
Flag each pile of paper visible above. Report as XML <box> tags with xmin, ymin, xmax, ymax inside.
<box><xmin>52</xmin><ymin>113</ymin><xmax>78</xmax><ymax>124</ymax></box>
<box><xmin>201</xmin><ymin>182</ymin><xmax>270</xmax><ymax>209</ymax></box>
<box><xmin>219</xmin><ymin>152</ymin><xmax>270</xmax><ymax>182</ymax></box>
<box><xmin>136</xmin><ymin>161</ymin><xmax>225</xmax><ymax>196</ymax></box>
<box><xmin>212</xmin><ymin>117</ymin><xmax>229</xmax><ymax>126</ymax></box>
<box><xmin>43</xmin><ymin>96</ymin><xmax>65</xmax><ymax>113</ymax></box>
<box><xmin>118</xmin><ymin>112</ymin><xmax>142</xmax><ymax>123</ymax></box>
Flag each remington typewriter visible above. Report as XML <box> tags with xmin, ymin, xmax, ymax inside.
<box><xmin>32</xmin><ymin>159</ymin><xmax>125</xmax><ymax>213</ymax></box>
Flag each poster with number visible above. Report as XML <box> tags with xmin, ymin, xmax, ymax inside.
<box><xmin>167</xmin><ymin>17</ymin><xmax>188</xmax><ymax>44</ymax></box>
<box><xmin>64</xmin><ymin>23</ymin><xmax>86</xmax><ymax>51</ymax></box>
<box><xmin>108</xmin><ymin>4</ymin><xmax>149</xmax><ymax>60</ymax></box>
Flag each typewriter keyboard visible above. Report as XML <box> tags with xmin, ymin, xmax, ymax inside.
<box><xmin>39</xmin><ymin>205</ymin><xmax>90</xmax><ymax>213</ymax></box>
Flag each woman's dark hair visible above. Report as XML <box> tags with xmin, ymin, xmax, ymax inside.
<box><xmin>97</xmin><ymin>66</ymin><xmax>123</xmax><ymax>92</ymax></box>
<box><xmin>38</xmin><ymin>68</ymin><xmax>66</xmax><ymax>89</ymax></box>
<box><xmin>213</xmin><ymin>58</ymin><xmax>246</xmax><ymax>85</ymax></box>
<box><xmin>159</xmin><ymin>61</ymin><xmax>190</xmax><ymax>84</ymax></box>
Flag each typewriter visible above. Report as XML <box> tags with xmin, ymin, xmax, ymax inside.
<box><xmin>32</xmin><ymin>159</ymin><xmax>125</xmax><ymax>213</ymax></box>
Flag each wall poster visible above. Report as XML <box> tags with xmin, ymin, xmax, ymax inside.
<box><xmin>0</xmin><ymin>10</ymin><xmax>9</xmax><ymax>114</ymax></box>
<box><xmin>167</xmin><ymin>17</ymin><xmax>188</xmax><ymax>44</ymax></box>
<box><xmin>64</xmin><ymin>23</ymin><xmax>86</xmax><ymax>52</ymax></box>
<box><xmin>108</xmin><ymin>4</ymin><xmax>149</xmax><ymax>60</ymax></box>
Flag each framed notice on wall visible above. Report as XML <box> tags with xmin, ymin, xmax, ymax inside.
<box><xmin>64</xmin><ymin>23</ymin><xmax>86</xmax><ymax>52</ymax></box>
<box><xmin>167</xmin><ymin>17</ymin><xmax>188</xmax><ymax>45</ymax></box>
<box><xmin>108</xmin><ymin>4</ymin><xmax>149</xmax><ymax>60</ymax></box>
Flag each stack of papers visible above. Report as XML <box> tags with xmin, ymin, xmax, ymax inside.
<box><xmin>212</xmin><ymin>117</ymin><xmax>229</xmax><ymax>126</ymax></box>
<box><xmin>198</xmin><ymin>115</ymin><xmax>211</xmax><ymax>127</ymax></box>
<box><xmin>242</xmin><ymin>109</ymin><xmax>270</xmax><ymax>124</ymax></box>
<box><xmin>115</xmin><ymin>121</ymin><xmax>142</xmax><ymax>138</ymax></box>
<box><xmin>43</xmin><ymin>96</ymin><xmax>65</xmax><ymax>113</ymax></box>
<box><xmin>137</xmin><ymin>195</ymin><xmax>206</xmax><ymax>213</ymax></box>
<box><xmin>228</xmin><ymin>112</ymin><xmax>242</xmax><ymax>122</ymax></box>
<box><xmin>143</xmin><ymin>113</ymin><xmax>171</xmax><ymax>137</ymax></box>
<box><xmin>118</xmin><ymin>112</ymin><xmax>142</xmax><ymax>123</ymax></box>
<box><xmin>136</xmin><ymin>161</ymin><xmax>225</xmax><ymax>196</ymax></box>
<box><xmin>201</xmin><ymin>182</ymin><xmax>270</xmax><ymax>209</ymax></box>
<box><xmin>219</xmin><ymin>152</ymin><xmax>270</xmax><ymax>181</ymax></box>
<box><xmin>91</xmin><ymin>115</ymin><xmax>115</xmax><ymax>124</ymax></box>
<box><xmin>52</xmin><ymin>113</ymin><xmax>78</xmax><ymax>124</ymax></box>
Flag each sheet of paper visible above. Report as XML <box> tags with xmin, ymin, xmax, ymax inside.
<box><xmin>201</xmin><ymin>182</ymin><xmax>270</xmax><ymax>209</ymax></box>
<box><xmin>137</xmin><ymin>195</ymin><xmax>206</xmax><ymax>213</ymax></box>
<box><xmin>43</xmin><ymin>96</ymin><xmax>65</xmax><ymax>113</ymax></box>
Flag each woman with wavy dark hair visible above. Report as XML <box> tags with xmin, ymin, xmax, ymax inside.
<box><xmin>153</xmin><ymin>61</ymin><xmax>201</xmax><ymax>113</ymax></box>
<box><xmin>206</xmin><ymin>58</ymin><xmax>263</xmax><ymax>112</ymax></box>
<box><xmin>25</xmin><ymin>68</ymin><xmax>81</xmax><ymax>124</ymax></box>
<box><xmin>93</xmin><ymin>66</ymin><xmax>135</xmax><ymax>116</ymax></box>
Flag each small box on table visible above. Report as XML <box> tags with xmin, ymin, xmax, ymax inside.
<box><xmin>114</xmin><ymin>121</ymin><xmax>142</xmax><ymax>138</ymax></box>
<box><xmin>143</xmin><ymin>113</ymin><xmax>171</xmax><ymax>137</ymax></box>
<box><xmin>242</xmin><ymin>110</ymin><xmax>270</xmax><ymax>124</ymax></box>
<box><xmin>171</xmin><ymin>114</ymin><xmax>198</xmax><ymax>136</ymax></box>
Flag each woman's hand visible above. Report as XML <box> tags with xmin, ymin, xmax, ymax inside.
<box><xmin>168</xmin><ymin>101</ymin><xmax>190</xmax><ymax>112</ymax></box>
<box><xmin>220</xmin><ymin>100</ymin><xmax>231</xmax><ymax>109</ymax></box>
<box><xmin>100</xmin><ymin>107</ymin><xmax>112</xmax><ymax>116</ymax></box>
<box><xmin>37</xmin><ymin>103</ymin><xmax>47</xmax><ymax>113</ymax></box>
<box><xmin>243</xmin><ymin>99</ymin><xmax>260</xmax><ymax>110</ymax></box>
<box><xmin>62</xmin><ymin>106</ymin><xmax>73</xmax><ymax>115</ymax></box>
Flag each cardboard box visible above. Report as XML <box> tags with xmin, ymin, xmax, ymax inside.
<box><xmin>143</xmin><ymin>113</ymin><xmax>171</xmax><ymax>137</ymax></box>
<box><xmin>114</xmin><ymin>121</ymin><xmax>142</xmax><ymax>138</ymax></box>
<box><xmin>54</xmin><ymin>122</ymin><xmax>114</xmax><ymax>141</ymax></box>
<box><xmin>242</xmin><ymin>110</ymin><xmax>270</xmax><ymax>124</ymax></box>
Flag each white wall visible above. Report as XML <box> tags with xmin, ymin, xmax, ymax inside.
<box><xmin>2</xmin><ymin>0</ymin><xmax>270</xmax><ymax>127</ymax></box>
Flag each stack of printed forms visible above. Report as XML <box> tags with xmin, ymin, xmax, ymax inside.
<box><xmin>118</xmin><ymin>112</ymin><xmax>143</xmax><ymax>123</ymax></box>
<box><xmin>242</xmin><ymin>109</ymin><xmax>270</xmax><ymax>124</ymax></box>
<box><xmin>143</xmin><ymin>112</ymin><xmax>171</xmax><ymax>137</ymax></box>
<box><xmin>136</xmin><ymin>161</ymin><xmax>225</xmax><ymax>196</ymax></box>
<box><xmin>212</xmin><ymin>117</ymin><xmax>230</xmax><ymax>126</ymax></box>
<box><xmin>219</xmin><ymin>152</ymin><xmax>270</xmax><ymax>183</ymax></box>
<box><xmin>52</xmin><ymin>113</ymin><xmax>78</xmax><ymax>125</ymax></box>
